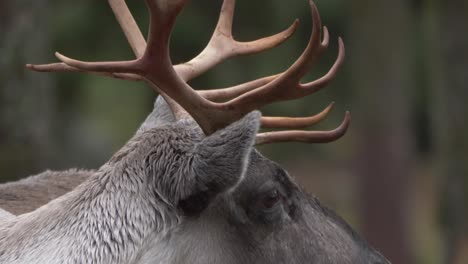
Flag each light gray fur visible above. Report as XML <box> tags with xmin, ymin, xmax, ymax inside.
<box><xmin>0</xmin><ymin>96</ymin><xmax>390</xmax><ymax>263</ymax></box>
<box><xmin>0</xmin><ymin>97</ymin><xmax>172</xmax><ymax>216</ymax></box>
<box><xmin>136</xmin><ymin>96</ymin><xmax>176</xmax><ymax>135</ymax></box>
<box><xmin>0</xmin><ymin>100</ymin><xmax>261</xmax><ymax>263</ymax></box>
<box><xmin>0</xmin><ymin>169</ymin><xmax>93</xmax><ymax>215</ymax></box>
<box><xmin>0</xmin><ymin>208</ymin><xmax>14</xmax><ymax>222</ymax></box>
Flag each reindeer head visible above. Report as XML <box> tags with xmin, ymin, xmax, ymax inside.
<box><xmin>23</xmin><ymin>0</ymin><xmax>390</xmax><ymax>263</ymax></box>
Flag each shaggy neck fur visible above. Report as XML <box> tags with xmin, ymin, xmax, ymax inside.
<box><xmin>0</xmin><ymin>135</ymin><xmax>183</xmax><ymax>264</ymax></box>
<box><xmin>0</xmin><ymin>104</ymin><xmax>259</xmax><ymax>264</ymax></box>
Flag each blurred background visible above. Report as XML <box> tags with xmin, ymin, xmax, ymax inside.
<box><xmin>1</xmin><ymin>0</ymin><xmax>467</xmax><ymax>263</ymax></box>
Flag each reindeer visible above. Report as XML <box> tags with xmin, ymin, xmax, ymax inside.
<box><xmin>0</xmin><ymin>169</ymin><xmax>93</xmax><ymax>215</ymax></box>
<box><xmin>0</xmin><ymin>0</ymin><xmax>390</xmax><ymax>263</ymax></box>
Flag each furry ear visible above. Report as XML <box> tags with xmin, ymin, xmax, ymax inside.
<box><xmin>178</xmin><ymin>111</ymin><xmax>261</xmax><ymax>216</ymax></box>
<box><xmin>136</xmin><ymin>96</ymin><xmax>176</xmax><ymax>135</ymax></box>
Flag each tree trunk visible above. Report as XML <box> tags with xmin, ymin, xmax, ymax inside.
<box><xmin>349</xmin><ymin>1</ymin><xmax>414</xmax><ymax>263</ymax></box>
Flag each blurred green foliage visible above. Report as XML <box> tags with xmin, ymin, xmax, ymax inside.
<box><xmin>1</xmin><ymin>0</ymin><xmax>467</xmax><ymax>263</ymax></box>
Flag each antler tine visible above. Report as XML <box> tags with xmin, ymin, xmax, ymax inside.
<box><xmin>25</xmin><ymin>62</ymin><xmax>142</xmax><ymax>82</ymax></box>
<box><xmin>27</xmin><ymin>0</ymin><xmax>297</xmax><ymax>84</ymax></box>
<box><xmin>192</xmin><ymin>0</ymin><xmax>330</xmax><ymax>106</ymax></box>
<box><xmin>53</xmin><ymin>0</ymin><xmax>187</xmax><ymax>76</ymax></box>
<box><xmin>174</xmin><ymin>0</ymin><xmax>299</xmax><ymax>82</ymax></box>
<box><xmin>256</xmin><ymin>111</ymin><xmax>350</xmax><ymax>145</ymax></box>
<box><xmin>321</xmin><ymin>26</ymin><xmax>330</xmax><ymax>47</ymax></box>
<box><xmin>53</xmin><ymin>0</ymin><xmax>226</xmax><ymax>134</ymax></box>
<box><xmin>26</xmin><ymin>62</ymin><xmax>81</xmax><ymax>73</ymax></box>
<box><xmin>207</xmin><ymin>0</ymin><xmax>348</xmax><ymax>144</ymax></box>
<box><xmin>26</xmin><ymin>0</ymin><xmax>299</xmax><ymax>114</ymax></box>
<box><xmin>199</xmin><ymin>74</ymin><xmax>279</xmax><ymax>101</ymax></box>
<box><xmin>28</xmin><ymin>0</ymin><xmax>349</xmax><ymax>142</ymax></box>
<box><xmin>220</xmin><ymin>0</ymin><xmax>345</xmax><ymax>112</ymax></box>
<box><xmin>261</xmin><ymin>102</ymin><xmax>334</xmax><ymax>129</ymax></box>
<box><xmin>26</xmin><ymin>0</ymin><xmax>145</xmax><ymax>77</ymax></box>
<box><xmin>108</xmin><ymin>0</ymin><xmax>146</xmax><ymax>58</ymax></box>
<box><xmin>53</xmin><ymin>1</ymin><xmax>193</xmax><ymax>74</ymax></box>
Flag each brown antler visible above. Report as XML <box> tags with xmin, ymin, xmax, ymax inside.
<box><xmin>27</xmin><ymin>0</ymin><xmax>349</xmax><ymax>144</ymax></box>
<box><xmin>256</xmin><ymin>112</ymin><xmax>350</xmax><ymax>145</ymax></box>
<box><xmin>27</xmin><ymin>0</ymin><xmax>297</xmax><ymax>82</ymax></box>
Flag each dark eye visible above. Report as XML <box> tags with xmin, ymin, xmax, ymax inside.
<box><xmin>261</xmin><ymin>189</ymin><xmax>282</xmax><ymax>209</ymax></box>
<box><xmin>247</xmin><ymin>185</ymin><xmax>287</xmax><ymax>223</ymax></box>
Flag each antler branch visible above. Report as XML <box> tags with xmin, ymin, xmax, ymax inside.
<box><xmin>260</xmin><ymin>102</ymin><xmax>335</xmax><ymax>129</ymax></box>
<box><xmin>256</xmin><ymin>111</ymin><xmax>350</xmax><ymax>145</ymax></box>
<box><xmin>27</xmin><ymin>0</ymin><xmax>349</xmax><ymax>144</ymax></box>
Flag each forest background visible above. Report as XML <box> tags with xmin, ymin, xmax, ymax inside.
<box><xmin>1</xmin><ymin>0</ymin><xmax>467</xmax><ymax>263</ymax></box>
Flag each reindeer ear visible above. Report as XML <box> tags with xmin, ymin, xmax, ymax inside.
<box><xmin>136</xmin><ymin>96</ymin><xmax>176</xmax><ymax>135</ymax></box>
<box><xmin>178</xmin><ymin>111</ymin><xmax>261</xmax><ymax>215</ymax></box>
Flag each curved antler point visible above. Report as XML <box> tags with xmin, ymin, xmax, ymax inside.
<box><xmin>338</xmin><ymin>37</ymin><xmax>345</xmax><ymax>48</ymax></box>
<box><xmin>55</xmin><ymin>52</ymin><xmax>67</xmax><ymax>61</ymax></box>
<box><xmin>293</xmin><ymin>18</ymin><xmax>300</xmax><ymax>26</ymax></box>
<box><xmin>309</xmin><ymin>0</ymin><xmax>320</xmax><ymax>19</ymax></box>
<box><xmin>336</xmin><ymin>38</ymin><xmax>346</xmax><ymax>62</ymax></box>
<box><xmin>283</xmin><ymin>19</ymin><xmax>300</xmax><ymax>38</ymax></box>
<box><xmin>342</xmin><ymin>111</ymin><xmax>351</xmax><ymax>127</ymax></box>
<box><xmin>321</xmin><ymin>26</ymin><xmax>330</xmax><ymax>47</ymax></box>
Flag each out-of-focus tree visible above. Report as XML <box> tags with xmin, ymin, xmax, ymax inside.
<box><xmin>424</xmin><ymin>0</ymin><xmax>468</xmax><ymax>263</ymax></box>
<box><xmin>0</xmin><ymin>0</ymin><xmax>55</xmax><ymax>181</ymax></box>
<box><xmin>348</xmin><ymin>0</ymin><xmax>415</xmax><ymax>263</ymax></box>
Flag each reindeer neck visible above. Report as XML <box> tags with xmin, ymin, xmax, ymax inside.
<box><xmin>0</xmin><ymin>163</ymin><xmax>179</xmax><ymax>264</ymax></box>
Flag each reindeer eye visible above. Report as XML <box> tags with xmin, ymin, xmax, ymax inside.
<box><xmin>261</xmin><ymin>189</ymin><xmax>282</xmax><ymax>209</ymax></box>
<box><xmin>247</xmin><ymin>184</ymin><xmax>288</xmax><ymax>223</ymax></box>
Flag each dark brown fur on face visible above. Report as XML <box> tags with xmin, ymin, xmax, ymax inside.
<box><xmin>0</xmin><ymin>169</ymin><xmax>93</xmax><ymax>215</ymax></box>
